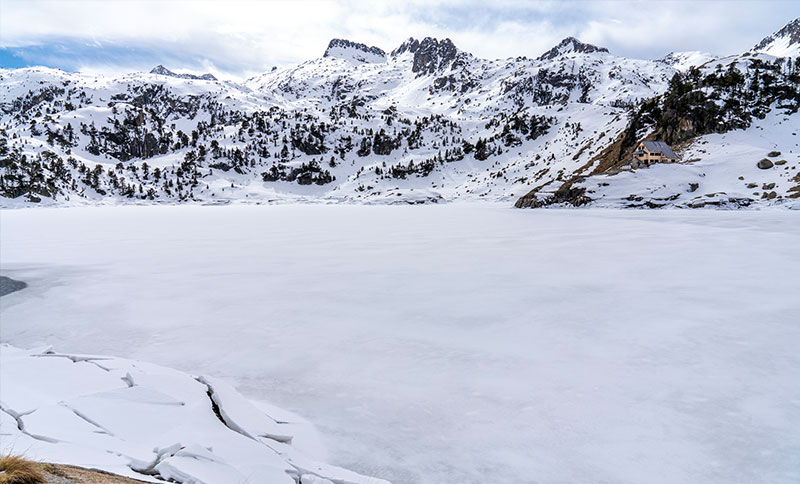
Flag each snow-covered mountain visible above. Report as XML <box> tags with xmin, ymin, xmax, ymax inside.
<box><xmin>1</xmin><ymin>18</ymin><xmax>799</xmax><ymax>208</ymax></box>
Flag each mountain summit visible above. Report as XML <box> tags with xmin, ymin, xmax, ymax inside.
<box><xmin>537</xmin><ymin>37</ymin><xmax>609</xmax><ymax>61</ymax></box>
<box><xmin>323</xmin><ymin>39</ymin><xmax>386</xmax><ymax>63</ymax></box>
<box><xmin>391</xmin><ymin>37</ymin><xmax>465</xmax><ymax>75</ymax></box>
<box><xmin>753</xmin><ymin>17</ymin><xmax>800</xmax><ymax>58</ymax></box>
<box><xmin>149</xmin><ymin>65</ymin><xmax>216</xmax><ymax>81</ymax></box>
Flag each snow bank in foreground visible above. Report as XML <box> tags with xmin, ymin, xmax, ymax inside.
<box><xmin>0</xmin><ymin>344</ymin><xmax>389</xmax><ymax>484</ymax></box>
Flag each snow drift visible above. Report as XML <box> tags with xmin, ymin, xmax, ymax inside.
<box><xmin>0</xmin><ymin>344</ymin><xmax>389</xmax><ymax>484</ymax></box>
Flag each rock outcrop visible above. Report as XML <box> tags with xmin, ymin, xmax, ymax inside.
<box><xmin>393</xmin><ymin>37</ymin><xmax>463</xmax><ymax>75</ymax></box>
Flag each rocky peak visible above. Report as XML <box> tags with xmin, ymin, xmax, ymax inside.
<box><xmin>150</xmin><ymin>65</ymin><xmax>172</xmax><ymax>76</ymax></box>
<box><xmin>149</xmin><ymin>65</ymin><xmax>216</xmax><ymax>81</ymax></box>
<box><xmin>323</xmin><ymin>39</ymin><xmax>386</xmax><ymax>63</ymax></box>
<box><xmin>392</xmin><ymin>37</ymin><xmax>461</xmax><ymax>75</ymax></box>
<box><xmin>752</xmin><ymin>18</ymin><xmax>800</xmax><ymax>58</ymax></box>
<box><xmin>391</xmin><ymin>37</ymin><xmax>421</xmax><ymax>56</ymax></box>
<box><xmin>537</xmin><ymin>37</ymin><xmax>609</xmax><ymax>61</ymax></box>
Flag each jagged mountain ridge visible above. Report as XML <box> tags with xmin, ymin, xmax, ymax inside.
<box><xmin>150</xmin><ymin>65</ymin><xmax>217</xmax><ymax>81</ymax></box>
<box><xmin>323</xmin><ymin>39</ymin><xmax>386</xmax><ymax>63</ymax></box>
<box><xmin>1</xmin><ymin>19</ymin><xmax>799</xmax><ymax>207</ymax></box>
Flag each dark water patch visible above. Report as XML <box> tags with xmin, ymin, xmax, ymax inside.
<box><xmin>0</xmin><ymin>276</ymin><xmax>27</xmax><ymax>297</ymax></box>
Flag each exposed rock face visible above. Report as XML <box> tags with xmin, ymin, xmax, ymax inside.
<box><xmin>323</xmin><ymin>39</ymin><xmax>387</xmax><ymax>63</ymax></box>
<box><xmin>149</xmin><ymin>65</ymin><xmax>216</xmax><ymax>81</ymax></box>
<box><xmin>537</xmin><ymin>37</ymin><xmax>609</xmax><ymax>61</ymax></box>
<box><xmin>753</xmin><ymin>18</ymin><xmax>800</xmax><ymax>56</ymax></box>
<box><xmin>394</xmin><ymin>37</ymin><xmax>461</xmax><ymax>75</ymax></box>
<box><xmin>418</xmin><ymin>38</ymin><xmax>459</xmax><ymax>74</ymax></box>
<box><xmin>390</xmin><ymin>37</ymin><xmax>420</xmax><ymax>56</ymax></box>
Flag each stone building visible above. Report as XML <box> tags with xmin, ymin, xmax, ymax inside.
<box><xmin>631</xmin><ymin>141</ymin><xmax>679</xmax><ymax>168</ymax></box>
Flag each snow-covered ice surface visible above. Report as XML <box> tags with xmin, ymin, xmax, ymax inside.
<box><xmin>2</xmin><ymin>204</ymin><xmax>800</xmax><ymax>484</ymax></box>
<box><xmin>0</xmin><ymin>344</ymin><xmax>388</xmax><ymax>484</ymax></box>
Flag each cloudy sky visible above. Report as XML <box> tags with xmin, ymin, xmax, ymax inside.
<box><xmin>0</xmin><ymin>0</ymin><xmax>797</xmax><ymax>80</ymax></box>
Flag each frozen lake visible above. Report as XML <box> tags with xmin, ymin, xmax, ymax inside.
<box><xmin>2</xmin><ymin>204</ymin><xmax>799</xmax><ymax>484</ymax></box>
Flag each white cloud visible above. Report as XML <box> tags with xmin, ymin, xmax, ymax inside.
<box><xmin>0</xmin><ymin>0</ymin><xmax>796</xmax><ymax>79</ymax></box>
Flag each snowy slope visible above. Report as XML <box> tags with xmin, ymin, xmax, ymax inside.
<box><xmin>753</xmin><ymin>17</ymin><xmax>800</xmax><ymax>58</ymax></box>
<box><xmin>0</xmin><ymin>344</ymin><xmax>387</xmax><ymax>484</ymax></box>
<box><xmin>658</xmin><ymin>51</ymin><xmax>718</xmax><ymax>72</ymax></box>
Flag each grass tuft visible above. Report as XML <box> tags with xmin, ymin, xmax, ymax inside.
<box><xmin>0</xmin><ymin>455</ymin><xmax>46</xmax><ymax>484</ymax></box>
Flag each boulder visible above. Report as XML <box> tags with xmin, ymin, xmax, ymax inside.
<box><xmin>758</xmin><ymin>158</ymin><xmax>774</xmax><ymax>169</ymax></box>
<box><xmin>767</xmin><ymin>151</ymin><xmax>781</xmax><ymax>157</ymax></box>
<box><xmin>776</xmin><ymin>159</ymin><xmax>788</xmax><ymax>165</ymax></box>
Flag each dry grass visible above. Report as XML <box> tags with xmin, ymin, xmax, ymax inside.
<box><xmin>0</xmin><ymin>455</ymin><xmax>45</xmax><ymax>484</ymax></box>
